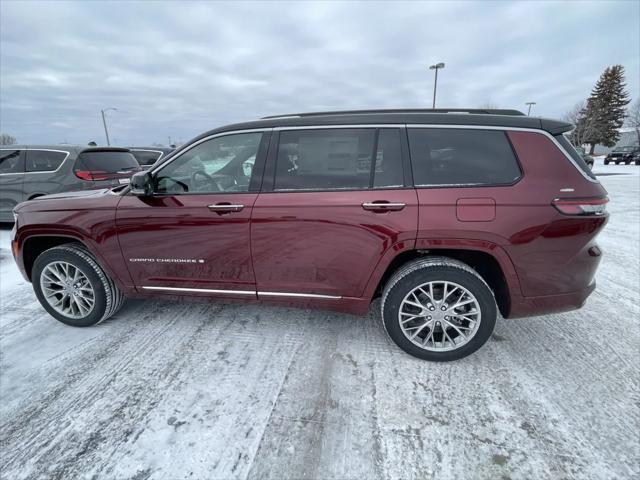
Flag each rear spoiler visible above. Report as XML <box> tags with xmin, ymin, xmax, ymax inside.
<box><xmin>540</xmin><ymin>119</ymin><xmax>574</xmax><ymax>136</ymax></box>
<box><xmin>78</xmin><ymin>147</ymin><xmax>132</xmax><ymax>154</ymax></box>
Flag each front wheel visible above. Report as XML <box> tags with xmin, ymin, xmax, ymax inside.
<box><xmin>381</xmin><ymin>257</ymin><xmax>496</xmax><ymax>361</ymax></box>
<box><xmin>32</xmin><ymin>243</ymin><xmax>124</xmax><ymax>326</ymax></box>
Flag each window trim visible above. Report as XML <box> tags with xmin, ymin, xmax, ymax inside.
<box><xmin>24</xmin><ymin>148</ymin><xmax>70</xmax><ymax>174</ymax></box>
<box><xmin>407</xmin><ymin>127</ymin><xmax>524</xmax><ymax>189</ymax></box>
<box><xmin>147</xmin><ymin>129</ymin><xmax>270</xmax><ymax>196</ymax></box>
<box><xmin>264</xmin><ymin>126</ymin><xmax>409</xmax><ymax>193</ymax></box>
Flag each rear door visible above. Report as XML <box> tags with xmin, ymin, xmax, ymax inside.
<box><xmin>22</xmin><ymin>148</ymin><xmax>71</xmax><ymax>199</ymax></box>
<box><xmin>251</xmin><ymin>127</ymin><xmax>418</xmax><ymax>299</ymax></box>
<box><xmin>0</xmin><ymin>148</ymin><xmax>25</xmax><ymax>221</ymax></box>
<box><xmin>116</xmin><ymin>131</ymin><xmax>269</xmax><ymax>295</ymax></box>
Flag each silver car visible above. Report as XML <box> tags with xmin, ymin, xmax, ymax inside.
<box><xmin>0</xmin><ymin>145</ymin><xmax>141</xmax><ymax>222</ymax></box>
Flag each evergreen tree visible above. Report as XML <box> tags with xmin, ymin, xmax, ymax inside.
<box><xmin>577</xmin><ymin>65</ymin><xmax>630</xmax><ymax>154</ymax></box>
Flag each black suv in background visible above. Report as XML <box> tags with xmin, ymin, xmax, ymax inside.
<box><xmin>0</xmin><ymin>146</ymin><xmax>141</xmax><ymax>222</ymax></box>
<box><xmin>129</xmin><ymin>147</ymin><xmax>175</xmax><ymax>169</ymax></box>
<box><xmin>605</xmin><ymin>145</ymin><xmax>640</xmax><ymax>165</ymax></box>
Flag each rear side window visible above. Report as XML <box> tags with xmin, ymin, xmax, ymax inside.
<box><xmin>76</xmin><ymin>151</ymin><xmax>139</xmax><ymax>173</ymax></box>
<box><xmin>131</xmin><ymin>150</ymin><xmax>162</xmax><ymax>166</ymax></box>
<box><xmin>26</xmin><ymin>150</ymin><xmax>67</xmax><ymax>172</ymax></box>
<box><xmin>274</xmin><ymin>128</ymin><xmax>403</xmax><ymax>191</ymax></box>
<box><xmin>0</xmin><ymin>149</ymin><xmax>24</xmax><ymax>174</ymax></box>
<box><xmin>555</xmin><ymin>135</ymin><xmax>596</xmax><ymax>180</ymax></box>
<box><xmin>408</xmin><ymin>128</ymin><xmax>521</xmax><ymax>186</ymax></box>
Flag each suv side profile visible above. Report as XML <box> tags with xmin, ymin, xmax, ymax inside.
<box><xmin>0</xmin><ymin>145</ymin><xmax>141</xmax><ymax>222</ymax></box>
<box><xmin>11</xmin><ymin>110</ymin><xmax>609</xmax><ymax>361</ymax></box>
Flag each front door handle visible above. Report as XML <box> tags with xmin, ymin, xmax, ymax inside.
<box><xmin>362</xmin><ymin>201</ymin><xmax>406</xmax><ymax>212</ymax></box>
<box><xmin>208</xmin><ymin>202</ymin><xmax>244</xmax><ymax>214</ymax></box>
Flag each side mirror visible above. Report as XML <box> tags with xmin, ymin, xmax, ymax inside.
<box><xmin>130</xmin><ymin>171</ymin><xmax>153</xmax><ymax>196</ymax></box>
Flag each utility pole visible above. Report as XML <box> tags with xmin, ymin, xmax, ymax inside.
<box><xmin>429</xmin><ymin>62</ymin><xmax>445</xmax><ymax>109</ymax></box>
<box><xmin>100</xmin><ymin>107</ymin><xmax>118</xmax><ymax>146</ymax></box>
<box><xmin>525</xmin><ymin>102</ymin><xmax>536</xmax><ymax>116</ymax></box>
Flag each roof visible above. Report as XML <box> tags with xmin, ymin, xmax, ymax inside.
<box><xmin>199</xmin><ymin>109</ymin><xmax>573</xmax><ymax>140</ymax></box>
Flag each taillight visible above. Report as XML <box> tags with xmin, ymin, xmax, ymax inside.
<box><xmin>74</xmin><ymin>170</ymin><xmax>110</xmax><ymax>181</ymax></box>
<box><xmin>552</xmin><ymin>197</ymin><xmax>608</xmax><ymax>216</ymax></box>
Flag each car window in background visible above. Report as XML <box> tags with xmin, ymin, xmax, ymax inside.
<box><xmin>0</xmin><ymin>149</ymin><xmax>25</xmax><ymax>174</ymax></box>
<box><xmin>408</xmin><ymin>128</ymin><xmax>521</xmax><ymax>186</ymax></box>
<box><xmin>131</xmin><ymin>150</ymin><xmax>162</xmax><ymax>166</ymax></box>
<box><xmin>75</xmin><ymin>151</ymin><xmax>140</xmax><ymax>173</ymax></box>
<box><xmin>155</xmin><ymin>132</ymin><xmax>262</xmax><ymax>194</ymax></box>
<box><xmin>274</xmin><ymin>129</ymin><xmax>375</xmax><ymax>191</ymax></box>
<box><xmin>26</xmin><ymin>150</ymin><xmax>67</xmax><ymax>172</ymax></box>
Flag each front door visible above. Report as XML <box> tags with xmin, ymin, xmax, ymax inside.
<box><xmin>116</xmin><ymin>131</ymin><xmax>269</xmax><ymax>297</ymax></box>
<box><xmin>251</xmin><ymin>127</ymin><xmax>418</xmax><ymax>299</ymax></box>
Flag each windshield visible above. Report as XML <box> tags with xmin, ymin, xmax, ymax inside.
<box><xmin>614</xmin><ymin>146</ymin><xmax>635</xmax><ymax>152</ymax></box>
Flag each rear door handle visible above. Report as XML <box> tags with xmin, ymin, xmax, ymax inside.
<box><xmin>208</xmin><ymin>203</ymin><xmax>244</xmax><ymax>214</ymax></box>
<box><xmin>362</xmin><ymin>201</ymin><xmax>406</xmax><ymax>212</ymax></box>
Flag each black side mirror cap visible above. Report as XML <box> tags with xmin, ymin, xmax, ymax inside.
<box><xmin>130</xmin><ymin>171</ymin><xmax>153</xmax><ymax>196</ymax></box>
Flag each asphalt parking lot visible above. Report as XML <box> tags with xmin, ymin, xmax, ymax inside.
<box><xmin>1</xmin><ymin>163</ymin><xmax>638</xmax><ymax>480</ymax></box>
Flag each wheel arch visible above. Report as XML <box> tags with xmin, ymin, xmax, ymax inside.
<box><xmin>367</xmin><ymin>242</ymin><xmax>521</xmax><ymax>318</ymax></box>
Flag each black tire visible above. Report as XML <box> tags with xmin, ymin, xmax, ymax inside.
<box><xmin>625</xmin><ymin>161</ymin><xmax>631</xmax><ymax>165</ymax></box>
<box><xmin>635</xmin><ymin>160</ymin><xmax>640</xmax><ymax>165</ymax></box>
<box><xmin>381</xmin><ymin>257</ymin><xmax>496</xmax><ymax>361</ymax></box>
<box><xmin>615</xmin><ymin>161</ymin><xmax>620</xmax><ymax>165</ymax></box>
<box><xmin>32</xmin><ymin>243</ymin><xmax>124</xmax><ymax>327</ymax></box>
<box><xmin>604</xmin><ymin>160</ymin><xmax>609</xmax><ymax>165</ymax></box>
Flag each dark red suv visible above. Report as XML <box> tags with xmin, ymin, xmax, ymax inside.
<box><xmin>10</xmin><ymin>109</ymin><xmax>608</xmax><ymax>361</ymax></box>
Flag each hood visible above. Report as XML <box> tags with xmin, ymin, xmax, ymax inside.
<box><xmin>14</xmin><ymin>188</ymin><xmax>120</xmax><ymax>214</ymax></box>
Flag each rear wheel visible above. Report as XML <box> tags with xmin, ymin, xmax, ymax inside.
<box><xmin>32</xmin><ymin>243</ymin><xmax>124</xmax><ymax>327</ymax></box>
<box><xmin>381</xmin><ymin>257</ymin><xmax>496</xmax><ymax>361</ymax></box>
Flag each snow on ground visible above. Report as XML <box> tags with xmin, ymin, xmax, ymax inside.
<box><xmin>0</xmin><ymin>165</ymin><xmax>638</xmax><ymax>480</ymax></box>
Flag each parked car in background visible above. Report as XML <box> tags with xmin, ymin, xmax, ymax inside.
<box><xmin>0</xmin><ymin>146</ymin><xmax>141</xmax><ymax>222</ymax></box>
<box><xmin>128</xmin><ymin>147</ymin><xmax>175</xmax><ymax>169</ymax></box>
<box><xmin>11</xmin><ymin>109</ymin><xmax>609</xmax><ymax>361</ymax></box>
<box><xmin>575</xmin><ymin>146</ymin><xmax>594</xmax><ymax>169</ymax></box>
<box><xmin>604</xmin><ymin>145</ymin><xmax>640</xmax><ymax>165</ymax></box>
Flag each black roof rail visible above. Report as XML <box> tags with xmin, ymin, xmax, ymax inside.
<box><xmin>262</xmin><ymin>108</ymin><xmax>526</xmax><ymax>119</ymax></box>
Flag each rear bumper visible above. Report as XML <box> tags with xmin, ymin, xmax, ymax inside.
<box><xmin>508</xmin><ymin>281</ymin><xmax>596</xmax><ymax>319</ymax></box>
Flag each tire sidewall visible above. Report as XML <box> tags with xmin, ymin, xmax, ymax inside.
<box><xmin>33</xmin><ymin>247</ymin><xmax>108</xmax><ymax>327</ymax></box>
<box><xmin>383</xmin><ymin>266</ymin><xmax>496</xmax><ymax>361</ymax></box>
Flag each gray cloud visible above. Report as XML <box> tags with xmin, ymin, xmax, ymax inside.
<box><xmin>1</xmin><ymin>0</ymin><xmax>638</xmax><ymax>146</ymax></box>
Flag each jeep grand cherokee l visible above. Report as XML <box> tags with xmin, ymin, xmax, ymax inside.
<box><xmin>10</xmin><ymin>109</ymin><xmax>609</xmax><ymax>361</ymax></box>
<box><xmin>0</xmin><ymin>146</ymin><xmax>141</xmax><ymax>222</ymax></box>
<box><xmin>604</xmin><ymin>145</ymin><xmax>640</xmax><ymax>165</ymax></box>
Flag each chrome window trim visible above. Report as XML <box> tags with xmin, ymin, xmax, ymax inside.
<box><xmin>273</xmin><ymin>124</ymin><xmax>402</xmax><ymax>131</ymax></box>
<box><xmin>0</xmin><ymin>148</ymin><xmax>71</xmax><ymax>176</ymax></box>
<box><xmin>149</xmin><ymin>128</ymin><xmax>271</xmax><ymax>176</ymax></box>
<box><xmin>141</xmin><ymin>285</ymin><xmax>342</xmax><ymax>299</ymax></box>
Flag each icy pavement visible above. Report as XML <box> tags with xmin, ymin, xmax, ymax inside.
<box><xmin>1</xmin><ymin>164</ymin><xmax>638</xmax><ymax>480</ymax></box>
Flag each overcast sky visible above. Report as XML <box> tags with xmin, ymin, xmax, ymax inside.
<box><xmin>1</xmin><ymin>0</ymin><xmax>638</xmax><ymax>146</ymax></box>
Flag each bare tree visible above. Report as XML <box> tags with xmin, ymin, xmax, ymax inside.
<box><xmin>563</xmin><ymin>100</ymin><xmax>600</xmax><ymax>147</ymax></box>
<box><xmin>0</xmin><ymin>133</ymin><xmax>17</xmax><ymax>145</ymax></box>
<box><xmin>625</xmin><ymin>99</ymin><xmax>640</xmax><ymax>144</ymax></box>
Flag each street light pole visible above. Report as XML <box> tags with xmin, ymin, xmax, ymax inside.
<box><xmin>429</xmin><ymin>62</ymin><xmax>445</xmax><ymax>109</ymax></box>
<box><xmin>100</xmin><ymin>108</ymin><xmax>118</xmax><ymax>146</ymax></box>
<box><xmin>525</xmin><ymin>102</ymin><xmax>536</xmax><ymax>116</ymax></box>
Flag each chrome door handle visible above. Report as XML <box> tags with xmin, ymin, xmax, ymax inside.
<box><xmin>362</xmin><ymin>201</ymin><xmax>406</xmax><ymax>212</ymax></box>
<box><xmin>208</xmin><ymin>203</ymin><xmax>244</xmax><ymax>214</ymax></box>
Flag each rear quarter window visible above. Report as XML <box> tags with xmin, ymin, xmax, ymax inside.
<box><xmin>131</xmin><ymin>150</ymin><xmax>162</xmax><ymax>166</ymax></box>
<box><xmin>76</xmin><ymin>151</ymin><xmax>140</xmax><ymax>173</ymax></box>
<box><xmin>26</xmin><ymin>150</ymin><xmax>68</xmax><ymax>172</ymax></box>
<box><xmin>555</xmin><ymin>135</ymin><xmax>596</xmax><ymax>180</ymax></box>
<box><xmin>408</xmin><ymin>128</ymin><xmax>521</xmax><ymax>186</ymax></box>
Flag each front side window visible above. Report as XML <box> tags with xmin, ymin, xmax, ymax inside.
<box><xmin>274</xmin><ymin>128</ymin><xmax>404</xmax><ymax>191</ymax></box>
<box><xmin>408</xmin><ymin>128</ymin><xmax>521</xmax><ymax>186</ymax></box>
<box><xmin>0</xmin><ymin>149</ymin><xmax>24</xmax><ymax>174</ymax></box>
<box><xmin>155</xmin><ymin>132</ymin><xmax>262</xmax><ymax>194</ymax></box>
<box><xmin>26</xmin><ymin>150</ymin><xmax>67</xmax><ymax>172</ymax></box>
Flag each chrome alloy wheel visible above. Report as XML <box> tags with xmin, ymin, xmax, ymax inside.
<box><xmin>40</xmin><ymin>261</ymin><xmax>95</xmax><ymax>319</ymax></box>
<box><xmin>398</xmin><ymin>281</ymin><xmax>481</xmax><ymax>351</ymax></box>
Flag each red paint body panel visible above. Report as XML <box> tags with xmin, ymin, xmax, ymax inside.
<box><xmin>251</xmin><ymin>189</ymin><xmax>418</xmax><ymax>297</ymax></box>
<box><xmin>11</xmin><ymin>128</ymin><xmax>609</xmax><ymax>321</ymax></box>
<box><xmin>115</xmin><ymin>194</ymin><xmax>258</xmax><ymax>293</ymax></box>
